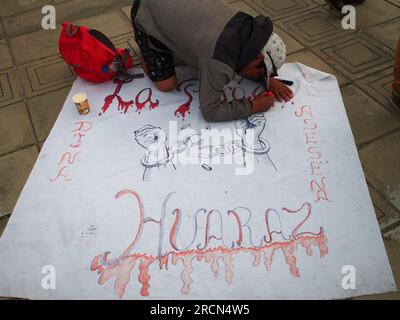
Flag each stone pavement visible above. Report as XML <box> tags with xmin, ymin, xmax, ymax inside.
<box><xmin>0</xmin><ymin>0</ymin><xmax>399</xmax><ymax>299</ymax></box>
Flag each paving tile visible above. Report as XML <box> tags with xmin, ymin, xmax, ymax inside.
<box><xmin>312</xmin><ymin>34</ymin><xmax>395</xmax><ymax>81</ymax></box>
<box><xmin>384</xmin><ymin>240</ymin><xmax>400</xmax><ymax>288</ymax></box>
<box><xmin>384</xmin><ymin>225</ymin><xmax>400</xmax><ymax>241</ymax></box>
<box><xmin>0</xmin><ymin>0</ymin><xmax>49</xmax><ymax>17</ymax></box>
<box><xmin>229</xmin><ymin>0</ymin><xmax>263</xmax><ymax>16</ymax></box>
<box><xmin>0</xmin><ymin>18</ymin><xmax>4</xmax><ymax>39</ymax></box>
<box><xmin>286</xmin><ymin>49</ymin><xmax>349</xmax><ymax>86</ymax></box>
<box><xmin>38</xmin><ymin>141</ymin><xmax>45</xmax><ymax>151</ymax></box>
<box><xmin>368</xmin><ymin>183</ymin><xmax>400</xmax><ymax>233</ymax></box>
<box><xmin>277</xmin><ymin>7</ymin><xmax>358</xmax><ymax>47</ymax></box>
<box><xmin>242</xmin><ymin>0</ymin><xmax>318</xmax><ymax>21</ymax></box>
<box><xmin>359</xmin><ymin>68</ymin><xmax>399</xmax><ymax>117</ymax></box>
<box><xmin>56</xmin><ymin>0</ymin><xmax>134</xmax><ymax>19</ymax></box>
<box><xmin>111</xmin><ymin>33</ymin><xmax>141</xmax><ymax>66</ymax></box>
<box><xmin>0</xmin><ymin>146</ymin><xmax>38</xmax><ymax>217</ymax></box>
<box><xmin>26</xmin><ymin>87</ymin><xmax>70</xmax><ymax>142</ymax></box>
<box><xmin>386</xmin><ymin>0</ymin><xmax>400</xmax><ymax>8</ymax></box>
<box><xmin>366</xmin><ymin>17</ymin><xmax>400</xmax><ymax>52</ymax></box>
<box><xmin>273</xmin><ymin>25</ymin><xmax>304</xmax><ymax>55</ymax></box>
<box><xmin>352</xmin><ymin>0</ymin><xmax>400</xmax><ymax>29</ymax></box>
<box><xmin>17</xmin><ymin>56</ymin><xmax>75</xmax><ymax>98</ymax></box>
<box><xmin>121</xmin><ymin>5</ymin><xmax>133</xmax><ymax>21</ymax></box>
<box><xmin>373</xmin><ymin>204</ymin><xmax>385</xmax><ymax>221</ymax></box>
<box><xmin>341</xmin><ymin>85</ymin><xmax>400</xmax><ymax>145</ymax></box>
<box><xmin>8</xmin><ymin>28</ymin><xmax>60</xmax><ymax>65</ymax></box>
<box><xmin>73</xmin><ymin>10</ymin><xmax>132</xmax><ymax>39</ymax></box>
<box><xmin>359</xmin><ymin>131</ymin><xmax>400</xmax><ymax>212</ymax></box>
<box><xmin>0</xmin><ymin>102</ymin><xmax>36</xmax><ymax>155</ymax></box>
<box><xmin>9</xmin><ymin>10</ymin><xmax>132</xmax><ymax>65</ymax></box>
<box><xmin>0</xmin><ymin>39</ymin><xmax>14</xmax><ymax>70</ymax></box>
<box><xmin>0</xmin><ymin>217</ymin><xmax>9</xmax><ymax>237</ymax></box>
<box><xmin>0</xmin><ymin>68</ymin><xmax>24</xmax><ymax>108</ymax></box>
<box><xmin>2</xmin><ymin>3</ymin><xmax>60</xmax><ymax>38</ymax></box>
<box><xmin>3</xmin><ymin>0</ymin><xmax>133</xmax><ymax>37</ymax></box>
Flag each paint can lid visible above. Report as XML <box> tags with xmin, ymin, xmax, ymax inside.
<box><xmin>72</xmin><ymin>93</ymin><xmax>87</xmax><ymax>104</ymax></box>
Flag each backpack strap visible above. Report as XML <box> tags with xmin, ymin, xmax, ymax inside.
<box><xmin>89</xmin><ymin>29</ymin><xmax>144</xmax><ymax>81</ymax></box>
<box><xmin>115</xmin><ymin>49</ymin><xmax>144</xmax><ymax>81</ymax></box>
<box><xmin>66</xmin><ymin>24</ymin><xmax>79</xmax><ymax>37</ymax></box>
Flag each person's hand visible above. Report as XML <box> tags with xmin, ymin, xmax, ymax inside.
<box><xmin>134</xmin><ymin>125</ymin><xmax>167</xmax><ymax>152</ymax></box>
<box><xmin>135</xmin><ymin>125</ymin><xmax>170</xmax><ymax>165</ymax></box>
<box><xmin>235</xmin><ymin>114</ymin><xmax>267</xmax><ymax>151</ymax></box>
<box><xmin>251</xmin><ymin>93</ymin><xmax>276</xmax><ymax>113</ymax></box>
<box><xmin>269</xmin><ymin>78</ymin><xmax>293</xmax><ymax>102</ymax></box>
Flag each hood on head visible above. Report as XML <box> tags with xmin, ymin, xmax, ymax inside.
<box><xmin>213</xmin><ymin>13</ymin><xmax>273</xmax><ymax>72</ymax></box>
<box><xmin>237</xmin><ymin>15</ymin><xmax>273</xmax><ymax>71</ymax></box>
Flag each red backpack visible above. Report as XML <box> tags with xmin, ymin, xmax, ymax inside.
<box><xmin>59</xmin><ymin>22</ymin><xmax>141</xmax><ymax>83</ymax></box>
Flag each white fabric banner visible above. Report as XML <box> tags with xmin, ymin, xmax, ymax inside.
<box><xmin>0</xmin><ymin>64</ymin><xmax>396</xmax><ymax>300</ymax></box>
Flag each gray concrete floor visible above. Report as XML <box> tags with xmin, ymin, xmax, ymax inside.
<box><xmin>0</xmin><ymin>0</ymin><xmax>399</xmax><ymax>299</ymax></box>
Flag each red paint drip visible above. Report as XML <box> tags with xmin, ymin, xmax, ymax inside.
<box><xmin>91</xmin><ymin>230</ymin><xmax>328</xmax><ymax>299</ymax></box>
<box><xmin>138</xmin><ymin>257</ymin><xmax>153</xmax><ymax>297</ymax></box>
<box><xmin>135</xmin><ymin>88</ymin><xmax>159</xmax><ymax>113</ymax></box>
<box><xmin>117</xmin><ymin>96</ymin><xmax>134</xmax><ymax>114</ymax></box>
<box><xmin>100</xmin><ymin>79</ymin><xmax>134</xmax><ymax>115</ymax></box>
<box><xmin>175</xmin><ymin>84</ymin><xmax>193</xmax><ymax>120</ymax></box>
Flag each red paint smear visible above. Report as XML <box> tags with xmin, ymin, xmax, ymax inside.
<box><xmin>100</xmin><ymin>79</ymin><xmax>134</xmax><ymax>115</ymax></box>
<box><xmin>135</xmin><ymin>88</ymin><xmax>159</xmax><ymax>113</ymax></box>
<box><xmin>117</xmin><ymin>96</ymin><xmax>134</xmax><ymax>114</ymax></box>
<box><xmin>138</xmin><ymin>257</ymin><xmax>153</xmax><ymax>297</ymax></box>
<box><xmin>91</xmin><ymin>230</ymin><xmax>328</xmax><ymax>299</ymax></box>
<box><xmin>175</xmin><ymin>84</ymin><xmax>193</xmax><ymax>120</ymax></box>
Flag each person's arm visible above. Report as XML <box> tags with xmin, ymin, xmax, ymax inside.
<box><xmin>199</xmin><ymin>58</ymin><xmax>254</xmax><ymax>122</ymax></box>
<box><xmin>199</xmin><ymin>58</ymin><xmax>276</xmax><ymax>122</ymax></box>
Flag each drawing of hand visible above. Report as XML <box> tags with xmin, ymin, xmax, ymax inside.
<box><xmin>236</xmin><ymin>114</ymin><xmax>266</xmax><ymax>151</ymax></box>
<box><xmin>134</xmin><ymin>125</ymin><xmax>170</xmax><ymax>165</ymax></box>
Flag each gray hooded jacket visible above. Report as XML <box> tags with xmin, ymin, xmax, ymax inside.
<box><xmin>133</xmin><ymin>0</ymin><xmax>273</xmax><ymax>121</ymax></box>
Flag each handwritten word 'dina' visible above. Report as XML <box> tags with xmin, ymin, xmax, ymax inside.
<box><xmin>50</xmin><ymin>121</ymin><xmax>93</xmax><ymax>183</ymax></box>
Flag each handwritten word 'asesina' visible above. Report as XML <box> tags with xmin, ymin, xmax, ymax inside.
<box><xmin>295</xmin><ymin>105</ymin><xmax>332</xmax><ymax>204</ymax></box>
<box><xmin>50</xmin><ymin>121</ymin><xmax>93</xmax><ymax>183</ymax></box>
